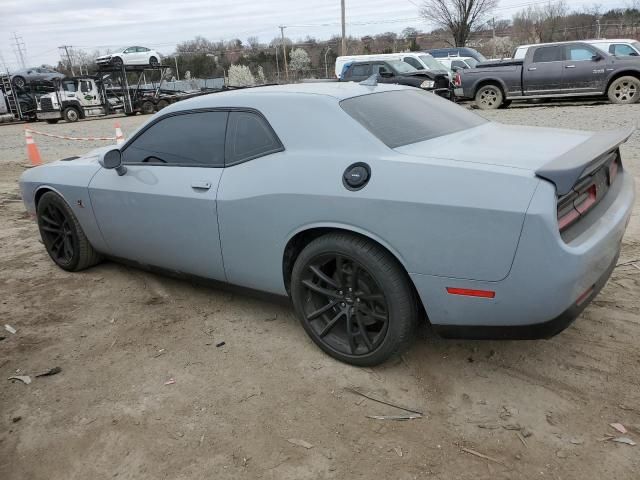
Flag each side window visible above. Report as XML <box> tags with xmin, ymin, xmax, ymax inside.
<box><xmin>124</xmin><ymin>47</ymin><xmax>135</xmax><ymax>54</ymax></box>
<box><xmin>610</xmin><ymin>44</ymin><xmax>637</xmax><ymax>56</ymax></box>
<box><xmin>62</xmin><ymin>81</ymin><xmax>77</xmax><ymax>92</ymax></box>
<box><xmin>567</xmin><ymin>46</ymin><xmax>594</xmax><ymax>61</ymax></box>
<box><xmin>452</xmin><ymin>60</ymin><xmax>466</xmax><ymax>69</ymax></box>
<box><xmin>403</xmin><ymin>57</ymin><xmax>422</xmax><ymax>69</ymax></box>
<box><xmin>122</xmin><ymin>111</ymin><xmax>228</xmax><ymax>167</ymax></box>
<box><xmin>137</xmin><ymin>47</ymin><xmax>149</xmax><ymax>52</ymax></box>
<box><xmin>80</xmin><ymin>81</ymin><xmax>91</xmax><ymax>93</ymax></box>
<box><xmin>226</xmin><ymin>111</ymin><xmax>283</xmax><ymax>165</ymax></box>
<box><xmin>532</xmin><ymin>46</ymin><xmax>562</xmax><ymax>63</ymax></box>
<box><xmin>372</xmin><ymin>64</ymin><xmax>390</xmax><ymax>74</ymax></box>
<box><xmin>350</xmin><ymin>64</ymin><xmax>370</xmax><ymax>77</ymax></box>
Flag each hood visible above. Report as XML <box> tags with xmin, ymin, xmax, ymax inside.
<box><xmin>394</xmin><ymin>122</ymin><xmax>593</xmax><ymax>172</ymax></box>
<box><xmin>57</xmin><ymin>145</ymin><xmax>115</xmax><ymax>164</ymax></box>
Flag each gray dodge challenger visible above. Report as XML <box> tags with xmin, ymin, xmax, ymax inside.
<box><xmin>19</xmin><ymin>83</ymin><xmax>635</xmax><ymax>366</ymax></box>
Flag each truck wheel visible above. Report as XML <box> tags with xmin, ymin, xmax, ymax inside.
<box><xmin>63</xmin><ymin>107</ymin><xmax>79</xmax><ymax>123</ymax></box>
<box><xmin>111</xmin><ymin>56</ymin><xmax>123</xmax><ymax>67</ymax></box>
<box><xmin>156</xmin><ymin>99</ymin><xmax>169</xmax><ymax>110</ymax></box>
<box><xmin>149</xmin><ymin>56</ymin><xmax>159</xmax><ymax>67</ymax></box>
<box><xmin>141</xmin><ymin>101</ymin><xmax>155</xmax><ymax>114</ymax></box>
<box><xmin>475</xmin><ymin>85</ymin><xmax>503</xmax><ymax>110</ymax></box>
<box><xmin>607</xmin><ymin>76</ymin><xmax>640</xmax><ymax>104</ymax></box>
<box><xmin>46</xmin><ymin>120</ymin><xmax>59</xmax><ymax>124</ymax></box>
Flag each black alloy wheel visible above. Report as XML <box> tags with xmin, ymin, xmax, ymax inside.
<box><xmin>291</xmin><ymin>233</ymin><xmax>417</xmax><ymax>366</ymax></box>
<box><xmin>37</xmin><ymin>192</ymin><xmax>102</xmax><ymax>271</ymax></box>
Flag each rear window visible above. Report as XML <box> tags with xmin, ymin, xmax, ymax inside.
<box><xmin>340</xmin><ymin>89</ymin><xmax>487</xmax><ymax>148</ymax></box>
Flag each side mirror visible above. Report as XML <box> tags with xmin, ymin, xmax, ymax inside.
<box><xmin>592</xmin><ymin>54</ymin><xmax>603</xmax><ymax>61</ymax></box>
<box><xmin>100</xmin><ymin>149</ymin><xmax>127</xmax><ymax>176</ymax></box>
<box><xmin>379</xmin><ymin>70</ymin><xmax>393</xmax><ymax>78</ymax></box>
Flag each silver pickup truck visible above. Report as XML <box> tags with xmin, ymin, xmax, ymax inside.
<box><xmin>455</xmin><ymin>41</ymin><xmax>640</xmax><ymax>109</ymax></box>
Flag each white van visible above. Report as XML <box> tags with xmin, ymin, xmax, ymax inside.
<box><xmin>335</xmin><ymin>52</ymin><xmax>448</xmax><ymax>79</ymax></box>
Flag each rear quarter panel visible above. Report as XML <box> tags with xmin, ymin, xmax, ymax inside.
<box><xmin>216</xmin><ymin>93</ymin><xmax>539</xmax><ymax>295</ymax></box>
<box><xmin>461</xmin><ymin>65</ymin><xmax>522</xmax><ymax>98</ymax></box>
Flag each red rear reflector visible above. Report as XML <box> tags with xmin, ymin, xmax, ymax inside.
<box><xmin>576</xmin><ymin>286</ymin><xmax>594</xmax><ymax>306</ymax></box>
<box><xmin>446</xmin><ymin>287</ymin><xmax>495</xmax><ymax>298</ymax></box>
<box><xmin>575</xmin><ymin>184</ymin><xmax>597</xmax><ymax>214</ymax></box>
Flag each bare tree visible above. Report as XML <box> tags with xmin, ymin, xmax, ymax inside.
<box><xmin>420</xmin><ymin>0</ymin><xmax>498</xmax><ymax>46</ymax></box>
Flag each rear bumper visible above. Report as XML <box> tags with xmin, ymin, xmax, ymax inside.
<box><xmin>410</xmin><ymin>168</ymin><xmax>634</xmax><ymax>337</ymax></box>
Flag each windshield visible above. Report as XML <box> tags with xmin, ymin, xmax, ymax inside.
<box><xmin>341</xmin><ymin>89</ymin><xmax>487</xmax><ymax>148</ymax></box>
<box><xmin>465</xmin><ymin>57</ymin><xmax>479</xmax><ymax>67</ymax></box>
<box><xmin>388</xmin><ymin>60</ymin><xmax>417</xmax><ymax>73</ymax></box>
<box><xmin>419</xmin><ymin>55</ymin><xmax>446</xmax><ymax>70</ymax></box>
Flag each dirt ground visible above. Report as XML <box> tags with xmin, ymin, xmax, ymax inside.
<box><xmin>1</xmin><ymin>102</ymin><xmax>639</xmax><ymax>480</ymax></box>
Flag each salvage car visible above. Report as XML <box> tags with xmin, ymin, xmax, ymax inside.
<box><xmin>20</xmin><ymin>83</ymin><xmax>635</xmax><ymax>366</ymax></box>
<box><xmin>96</xmin><ymin>46</ymin><xmax>161</xmax><ymax>67</ymax></box>
<box><xmin>11</xmin><ymin>67</ymin><xmax>64</xmax><ymax>89</ymax></box>
<box><xmin>456</xmin><ymin>41</ymin><xmax>640</xmax><ymax>108</ymax></box>
<box><xmin>339</xmin><ymin>60</ymin><xmax>451</xmax><ymax>98</ymax></box>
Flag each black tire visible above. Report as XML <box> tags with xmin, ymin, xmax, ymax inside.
<box><xmin>46</xmin><ymin>119</ymin><xmax>59</xmax><ymax>124</ymax></box>
<box><xmin>498</xmin><ymin>100</ymin><xmax>512</xmax><ymax>109</ymax></box>
<box><xmin>37</xmin><ymin>191</ymin><xmax>102</xmax><ymax>272</ymax></box>
<box><xmin>124</xmin><ymin>111</ymin><xmax>137</xmax><ymax>116</ymax></box>
<box><xmin>149</xmin><ymin>56</ymin><xmax>159</xmax><ymax>67</ymax></box>
<box><xmin>607</xmin><ymin>76</ymin><xmax>640</xmax><ymax>104</ymax></box>
<box><xmin>475</xmin><ymin>84</ymin><xmax>503</xmax><ymax>110</ymax></box>
<box><xmin>156</xmin><ymin>99</ymin><xmax>169</xmax><ymax>110</ymax></box>
<box><xmin>290</xmin><ymin>233</ymin><xmax>418</xmax><ymax>366</ymax></box>
<box><xmin>63</xmin><ymin>107</ymin><xmax>79</xmax><ymax>123</ymax></box>
<box><xmin>111</xmin><ymin>56</ymin><xmax>123</xmax><ymax>67</ymax></box>
<box><xmin>12</xmin><ymin>76</ymin><xmax>26</xmax><ymax>89</ymax></box>
<box><xmin>141</xmin><ymin>100</ymin><xmax>155</xmax><ymax>114</ymax></box>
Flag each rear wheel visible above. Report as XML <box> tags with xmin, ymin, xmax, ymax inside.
<box><xmin>149</xmin><ymin>56</ymin><xmax>159</xmax><ymax>67</ymax></box>
<box><xmin>37</xmin><ymin>192</ymin><xmax>102</xmax><ymax>271</ymax></box>
<box><xmin>12</xmin><ymin>76</ymin><xmax>26</xmax><ymax>89</ymax></box>
<box><xmin>475</xmin><ymin>84</ymin><xmax>503</xmax><ymax>110</ymax></box>
<box><xmin>141</xmin><ymin>100</ymin><xmax>155</xmax><ymax>114</ymax></box>
<box><xmin>156</xmin><ymin>99</ymin><xmax>169</xmax><ymax>110</ymax></box>
<box><xmin>290</xmin><ymin>233</ymin><xmax>418</xmax><ymax>366</ymax></box>
<box><xmin>607</xmin><ymin>76</ymin><xmax>640</xmax><ymax>104</ymax></box>
<box><xmin>63</xmin><ymin>107</ymin><xmax>79</xmax><ymax>123</ymax></box>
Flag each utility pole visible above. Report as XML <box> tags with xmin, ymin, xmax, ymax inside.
<box><xmin>491</xmin><ymin>17</ymin><xmax>496</xmax><ymax>59</ymax></box>
<box><xmin>279</xmin><ymin>25</ymin><xmax>289</xmax><ymax>82</ymax></box>
<box><xmin>13</xmin><ymin>33</ymin><xmax>26</xmax><ymax>69</ymax></box>
<box><xmin>275</xmin><ymin>45</ymin><xmax>280</xmax><ymax>83</ymax></box>
<box><xmin>59</xmin><ymin>45</ymin><xmax>75</xmax><ymax>76</ymax></box>
<box><xmin>596</xmin><ymin>18</ymin><xmax>601</xmax><ymax>39</ymax></box>
<box><xmin>341</xmin><ymin>0</ymin><xmax>346</xmax><ymax>55</ymax></box>
<box><xmin>324</xmin><ymin>47</ymin><xmax>332</xmax><ymax>78</ymax></box>
<box><xmin>174</xmin><ymin>56</ymin><xmax>180</xmax><ymax>80</ymax></box>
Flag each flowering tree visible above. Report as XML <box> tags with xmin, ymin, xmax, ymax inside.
<box><xmin>228</xmin><ymin>64</ymin><xmax>255</xmax><ymax>87</ymax></box>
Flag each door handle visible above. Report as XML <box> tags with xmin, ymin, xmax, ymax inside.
<box><xmin>528</xmin><ymin>67</ymin><xmax>537</xmax><ymax>71</ymax></box>
<box><xmin>565</xmin><ymin>65</ymin><xmax>576</xmax><ymax>68</ymax></box>
<box><xmin>191</xmin><ymin>181</ymin><xmax>212</xmax><ymax>190</ymax></box>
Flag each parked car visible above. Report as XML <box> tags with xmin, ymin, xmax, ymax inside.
<box><xmin>11</xmin><ymin>67</ymin><xmax>64</xmax><ymax>89</ymax></box>
<box><xmin>335</xmin><ymin>52</ymin><xmax>449</xmax><ymax>79</ymax></box>
<box><xmin>514</xmin><ymin>39</ymin><xmax>640</xmax><ymax>59</ymax></box>
<box><xmin>339</xmin><ymin>60</ymin><xmax>451</xmax><ymax>98</ymax></box>
<box><xmin>436</xmin><ymin>56</ymin><xmax>479</xmax><ymax>71</ymax></box>
<box><xmin>456</xmin><ymin>41</ymin><xmax>640</xmax><ymax>109</ymax></box>
<box><xmin>427</xmin><ymin>47</ymin><xmax>487</xmax><ymax>63</ymax></box>
<box><xmin>96</xmin><ymin>47</ymin><xmax>161</xmax><ymax>67</ymax></box>
<box><xmin>19</xmin><ymin>83</ymin><xmax>635</xmax><ymax>366</ymax></box>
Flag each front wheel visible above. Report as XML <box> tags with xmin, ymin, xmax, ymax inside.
<box><xmin>608</xmin><ymin>76</ymin><xmax>640</xmax><ymax>104</ymax></box>
<box><xmin>37</xmin><ymin>192</ymin><xmax>102</xmax><ymax>271</ymax></box>
<box><xmin>63</xmin><ymin>107</ymin><xmax>79</xmax><ymax>123</ymax></box>
<box><xmin>290</xmin><ymin>233</ymin><xmax>418</xmax><ymax>366</ymax></box>
<box><xmin>475</xmin><ymin>84</ymin><xmax>503</xmax><ymax>110</ymax></box>
<box><xmin>12</xmin><ymin>76</ymin><xmax>26</xmax><ymax>89</ymax></box>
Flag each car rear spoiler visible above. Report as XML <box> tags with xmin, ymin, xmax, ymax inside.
<box><xmin>535</xmin><ymin>126</ymin><xmax>635</xmax><ymax>195</ymax></box>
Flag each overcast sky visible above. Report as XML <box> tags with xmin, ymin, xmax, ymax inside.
<box><xmin>1</xmin><ymin>0</ymin><xmax>628</xmax><ymax>70</ymax></box>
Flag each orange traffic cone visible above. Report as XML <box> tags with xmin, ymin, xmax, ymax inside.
<box><xmin>25</xmin><ymin>128</ymin><xmax>43</xmax><ymax>166</ymax></box>
<box><xmin>115</xmin><ymin>122</ymin><xmax>125</xmax><ymax>145</ymax></box>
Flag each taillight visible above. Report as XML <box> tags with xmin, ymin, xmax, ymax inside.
<box><xmin>557</xmin><ymin>184</ymin><xmax>597</xmax><ymax>232</ymax></box>
<box><xmin>454</xmin><ymin>72</ymin><xmax>461</xmax><ymax>87</ymax></box>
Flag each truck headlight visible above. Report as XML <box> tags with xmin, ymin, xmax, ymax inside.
<box><xmin>420</xmin><ymin>80</ymin><xmax>435</xmax><ymax>89</ymax></box>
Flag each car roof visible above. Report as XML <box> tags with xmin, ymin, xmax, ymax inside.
<box><xmin>163</xmin><ymin>82</ymin><xmax>412</xmax><ymax>112</ymax></box>
<box><xmin>516</xmin><ymin>39</ymin><xmax>636</xmax><ymax>49</ymax></box>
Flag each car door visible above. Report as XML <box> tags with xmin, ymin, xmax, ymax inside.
<box><xmin>122</xmin><ymin>47</ymin><xmax>137</xmax><ymax>64</ymax></box>
<box><xmin>136</xmin><ymin>47</ymin><xmax>150</xmax><ymax>63</ymax></box>
<box><xmin>88</xmin><ymin>110</ymin><xmax>227</xmax><ymax>280</ymax></box>
<box><xmin>523</xmin><ymin>45</ymin><xmax>564</xmax><ymax>94</ymax></box>
<box><xmin>372</xmin><ymin>63</ymin><xmax>395</xmax><ymax>83</ymax></box>
<box><xmin>561</xmin><ymin>44</ymin><xmax>606</xmax><ymax>92</ymax></box>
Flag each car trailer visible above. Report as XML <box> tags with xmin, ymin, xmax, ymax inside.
<box><xmin>0</xmin><ymin>74</ymin><xmax>53</xmax><ymax>122</ymax></box>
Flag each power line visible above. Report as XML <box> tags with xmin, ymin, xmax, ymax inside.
<box><xmin>12</xmin><ymin>32</ymin><xmax>27</xmax><ymax>69</ymax></box>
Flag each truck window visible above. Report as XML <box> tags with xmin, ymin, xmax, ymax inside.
<box><xmin>532</xmin><ymin>46</ymin><xmax>562</xmax><ymax>63</ymax></box>
<box><xmin>609</xmin><ymin>44</ymin><xmax>638</xmax><ymax>56</ymax></box>
<box><xmin>80</xmin><ymin>81</ymin><xmax>91</xmax><ymax>93</ymax></box>
<box><xmin>567</xmin><ymin>46</ymin><xmax>594</xmax><ymax>61</ymax></box>
<box><xmin>62</xmin><ymin>81</ymin><xmax>77</xmax><ymax>92</ymax></box>
<box><xmin>452</xmin><ymin>60</ymin><xmax>466</xmax><ymax>69</ymax></box>
<box><xmin>403</xmin><ymin>57</ymin><xmax>422</xmax><ymax>69</ymax></box>
<box><xmin>350</xmin><ymin>64</ymin><xmax>371</xmax><ymax>77</ymax></box>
